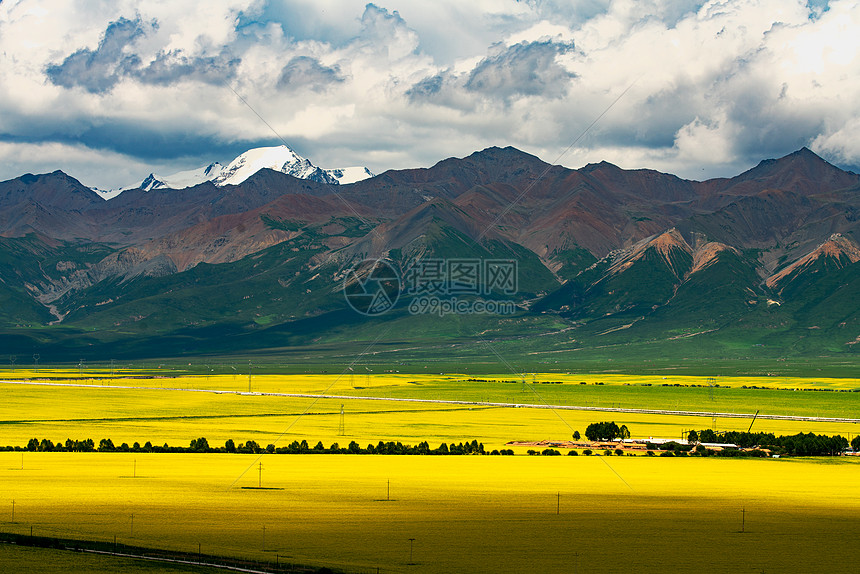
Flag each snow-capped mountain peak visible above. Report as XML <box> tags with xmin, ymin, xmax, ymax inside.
<box><xmin>107</xmin><ymin>145</ymin><xmax>374</xmax><ymax>199</ymax></box>
<box><xmin>214</xmin><ymin>145</ymin><xmax>338</xmax><ymax>186</ymax></box>
<box><xmin>141</xmin><ymin>162</ymin><xmax>225</xmax><ymax>192</ymax></box>
<box><xmin>325</xmin><ymin>166</ymin><xmax>375</xmax><ymax>185</ymax></box>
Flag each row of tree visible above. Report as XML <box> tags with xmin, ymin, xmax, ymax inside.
<box><xmin>9</xmin><ymin>437</ymin><xmax>505</xmax><ymax>456</ymax></box>
<box><xmin>687</xmin><ymin>429</ymin><xmax>858</xmax><ymax>456</ymax></box>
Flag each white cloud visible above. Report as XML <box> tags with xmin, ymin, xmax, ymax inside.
<box><xmin>1</xmin><ymin>0</ymin><xmax>859</xmax><ymax>188</ymax></box>
<box><xmin>0</xmin><ymin>140</ymin><xmax>162</xmax><ymax>188</ymax></box>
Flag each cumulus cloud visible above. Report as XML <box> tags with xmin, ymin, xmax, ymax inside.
<box><xmin>45</xmin><ymin>17</ymin><xmax>150</xmax><ymax>93</ymax></box>
<box><xmin>137</xmin><ymin>50</ymin><xmax>240</xmax><ymax>86</ymax></box>
<box><xmin>465</xmin><ymin>40</ymin><xmax>574</xmax><ymax>100</ymax></box>
<box><xmin>45</xmin><ymin>16</ymin><xmax>240</xmax><ymax>92</ymax></box>
<box><xmin>405</xmin><ymin>74</ymin><xmax>444</xmax><ymax>100</ymax></box>
<box><xmin>1</xmin><ymin>0</ymin><xmax>860</xmax><ymax>188</ymax></box>
<box><xmin>278</xmin><ymin>56</ymin><xmax>343</xmax><ymax>91</ymax></box>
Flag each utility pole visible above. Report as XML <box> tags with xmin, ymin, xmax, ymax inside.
<box><xmin>748</xmin><ymin>410</ymin><xmax>760</xmax><ymax>433</ymax></box>
<box><xmin>741</xmin><ymin>507</ymin><xmax>746</xmax><ymax>533</ymax></box>
<box><xmin>338</xmin><ymin>404</ymin><xmax>345</xmax><ymax>436</ymax></box>
<box><xmin>258</xmin><ymin>462</ymin><xmax>263</xmax><ymax>488</ymax></box>
<box><xmin>557</xmin><ymin>492</ymin><xmax>560</xmax><ymax>515</ymax></box>
<box><xmin>387</xmin><ymin>479</ymin><xmax>390</xmax><ymax>501</ymax></box>
<box><xmin>11</xmin><ymin>500</ymin><xmax>14</xmax><ymax>522</ymax></box>
<box><xmin>131</xmin><ymin>513</ymin><xmax>134</xmax><ymax>537</ymax></box>
<box><xmin>262</xmin><ymin>525</ymin><xmax>266</xmax><ymax>551</ymax></box>
<box><xmin>408</xmin><ymin>538</ymin><xmax>416</xmax><ymax>564</ymax></box>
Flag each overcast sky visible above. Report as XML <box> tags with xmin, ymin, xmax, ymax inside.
<box><xmin>1</xmin><ymin>0</ymin><xmax>858</xmax><ymax>189</ymax></box>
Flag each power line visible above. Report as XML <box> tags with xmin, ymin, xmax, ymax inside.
<box><xmin>228</xmin><ymin>324</ymin><xmax>394</xmax><ymax>488</ymax></box>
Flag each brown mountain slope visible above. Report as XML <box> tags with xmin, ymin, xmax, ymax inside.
<box><xmin>766</xmin><ymin>233</ymin><xmax>860</xmax><ymax>292</ymax></box>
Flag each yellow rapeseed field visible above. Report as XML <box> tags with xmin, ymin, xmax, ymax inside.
<box><xmin>1</xmin><ymin>370</ymin><xmax>858</xmax><ymax>573</ymax></box>
<box><xmin>1</xmin><ymin>452</ymin><xmax>858</xmax><ymax>573</ymax></box>
<box><xmin>0</xmin><ymin>379</ymin><xmax>858</xmax><ymax>451</ymax></box>
<box><xmin>3</xmin><ymin>368</ymin><xmax>858</xmax><ymax>388</ymax></box>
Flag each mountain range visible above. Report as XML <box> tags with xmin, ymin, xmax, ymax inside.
<box><xmin>0</xmin><ymin>145</ymin><xmax>857</xmax><ymax>364</ymax></box>
<box><xmin>93</xmin><ymin>145</ymin><xmax>375</xmax><ymax>199</ymax></box>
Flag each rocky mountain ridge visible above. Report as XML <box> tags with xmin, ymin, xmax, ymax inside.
<box><xmin>0</xmin><ymin>145</ymin><xmax>857</xmax><ymax>359</ymax></box>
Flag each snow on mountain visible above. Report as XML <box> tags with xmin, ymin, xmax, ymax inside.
<box><xmin>90</xmin><ymin>186</ymin><xmax>123</xmax><ymax>200</ymax></box>
<box><xmin>140</xmin><ymin>162</ymin><xmax>225</xmax><ymax>191</ymax></box>
<box><xmin>106</xmin><ymin>145</ymin><xmax>374</xmax><ymax>199</ymax></box>
<box><xmin>325</xmin><ymin>166</ymin><xmax>375</xmax><ymax>185</ymax></box>
<box><xmin>214</xmin><ymin>145</ymin><xmax>338</xmax><ymax>186</ymax></box>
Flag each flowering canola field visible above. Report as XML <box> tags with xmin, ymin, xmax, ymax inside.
<box><xmin>0</xmin><ymin>370</ymin><xmax>858</xmax><ymax>573</ymax></box>
<box><xmin>1</xmin><ymin>453</ymin><xmax>858</xmax><ymax>573</ymax></box>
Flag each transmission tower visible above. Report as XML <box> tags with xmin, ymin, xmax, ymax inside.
<box><xmin>338</xmin><ymin>404</ymin><xmax>345</xmax><ymax>436</ymax></box>
<box><xmin>706</xmin><ymin>377</ymin><xmax>717</xmax><ymax>401</ymax></box>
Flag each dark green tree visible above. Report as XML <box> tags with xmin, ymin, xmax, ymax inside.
<box><xmin>585</xmin><ymin>422</ymin><xmax>622</xmax><ymax>441</ymax></box>
<box><xmin>699</xmin><ymin>429</ymin><xmax>718</xmax><ymax>443</ymax></box>
<box><xmin>190</xmin><ymin>437</ymin><xmax>210</xmax><ymax>452</ymax></box>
